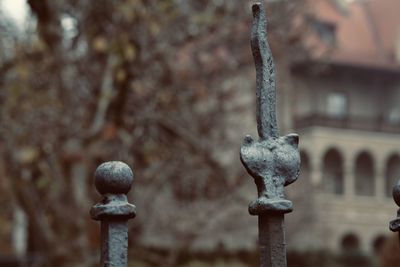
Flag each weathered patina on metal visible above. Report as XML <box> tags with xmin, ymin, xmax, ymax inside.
<box><xmin>240</xmin><ymin>2</ymin><xmax>300</xmax><ymax>267</ymax></box>
<box><xmin>390</xmin><ymin>180</ymin><xmax>400</xmax><ymax>243</ymax></box>
<box><xmin>91</xmin><ymin>161</ymin><xmax>136</xmax><ymax>267</ymax></box>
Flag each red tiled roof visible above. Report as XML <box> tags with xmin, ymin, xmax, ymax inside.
<box><xmin>306</xmin><ymin>0</ymin><xmax>400</xmax><ymax>68</ymax></box>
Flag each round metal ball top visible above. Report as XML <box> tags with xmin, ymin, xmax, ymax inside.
<box><xmin>393</xmin><ymin>180</ymin><xmax>400</xmax><ymax>207</ymax></box>
<box><xmin>95</xmin><ymin>161</ymin><xmax>134</xmax><ymax>195</ymax></box>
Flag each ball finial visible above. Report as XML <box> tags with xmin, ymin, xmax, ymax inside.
<box><xmin>393</xmin><ymin>180</ymin><xmax>400</xmax><ymax>207</ymax></box>
<box><xmin>95</xmin><ymin>161</ymin><xmax>134</xmax><ymax>195</ymax></box>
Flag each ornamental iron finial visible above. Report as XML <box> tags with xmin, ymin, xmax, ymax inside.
<box><xmin>240</xmin><ymin>1</ymin><xmax>300</xmax><ymax>216</ymax></box>
<box><xmin>91</xmin><ymin>161</ymin><xmax>136</xmax><ymax>267</ymax></box>
<box><xmin>240</xmin><ymin>2</ymin><xmax>300</xmax><ymax>267</ymax></box>
<box><xmin>390</xmin><ymin>180</ymin><xmax>400</xmax><ymax>243</ymax></box>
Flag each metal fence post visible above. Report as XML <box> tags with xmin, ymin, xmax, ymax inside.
<box><xmin>390</xmin><ymin>180</ymin><xmax>400</xmax><ymax>244</ymax></box>
<box><xmin>240</xmin><ymin>2</ymin><xmax>300</xmax><ymax>267</ymax></box>
<box><xmin>90</xmin><ymin>161</ymin><xmax>136</xmax><ymax>267</ymax></box>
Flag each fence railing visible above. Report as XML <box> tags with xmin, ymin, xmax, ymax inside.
<box><xmin>239</xmin><ymin>2</ymin><xmax>299</xmax><ymax>267</ymax></box>
<box><xmin>89</xmin><ymin>2</ymin><xmax>400</xmax><ymax>267</ymax></box>
<box><xmin>91</xmin><ymin>161</ymin><xmax>136</xmax><ymax>267</ymax></box>
<box><xmin>390</xmin><ymin>181</ymin><xmax>400</xmax><ymax>243</ymax></box>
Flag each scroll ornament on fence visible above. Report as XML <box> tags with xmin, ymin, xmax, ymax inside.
<box><xmin>91</xmin><ymin>161</ymin><xmax>136</xmax><ymax>267</ymax></box>
<box><xmin>240</xmin><ymin>2</ymin><xmax>300</xmax><ymax>267</ymax></box>
<box><xmin>390</xmin><ymin>180</ymin><xmax>400</xmax><ymax>242</ymax></box>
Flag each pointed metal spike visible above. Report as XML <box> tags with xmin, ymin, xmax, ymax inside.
<box><xmin>251</xmin><ymin>2</ymin><xmax>279</xmax><ymax>140</ymax></box>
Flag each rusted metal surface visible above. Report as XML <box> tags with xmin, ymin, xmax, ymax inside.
<box><xmin>91</xmin><ymin>161</ymin><xmax>136</xmax><ymax>267</ymax></box>
<box><xmin>240</xmin><ymin>2</ymin><xmax>300</xmax><ymax>267</ymax></box>
<box><xmin>390</xmin><ymin>180</ymin><xmax>400</xmax><ymax>243</ymax></box>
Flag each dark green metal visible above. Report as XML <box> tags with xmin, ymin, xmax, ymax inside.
<box><xmin>390</xmin><ymin>180</ymin><xmax>400</xmax><ymax>244</ymax></box>
<box><xmin>240</xmin><ymin>2</ymin><xmax>300</xmax><ymax>267</ymax></box>
<box><xmin>91</xmin><ymin>161</ymin><xmax>136</xmax><ymax>267</ymax></box>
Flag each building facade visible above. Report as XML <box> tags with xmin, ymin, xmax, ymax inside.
<box><xmin>286</xmin><ymin>0</ymin><xmax>400</xmax><ymax>255</ymax></box>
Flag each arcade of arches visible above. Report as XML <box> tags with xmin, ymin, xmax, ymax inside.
<box><xmin>287</xmin><ymin>128</ymin><xmax>400</xmax><ymax>254</ymax></box>
<box><xmin>300</xmin><ymin>148</ymin><xmax>400</xmax><ymax>198</ymax></box>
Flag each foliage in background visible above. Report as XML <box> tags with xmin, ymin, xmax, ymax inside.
<box><xmin>0</xmin><ymin>1</ymin><xmax>306</xmax><ymax>266</ymax></box>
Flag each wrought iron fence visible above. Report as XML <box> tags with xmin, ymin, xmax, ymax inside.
<box><xmin>88</xmin><ymin>2</ymin><xmax>400</xmax><ymax>267</ymax></box>
<box><xmin>91</xmin><ymin>161</ymin><xmax>136</xmax><ymax>267</ymax></box>
<box><xmin>390</xmin><ymin>180</ymin><xmax>400</xmax><ymax>242</ymax></box>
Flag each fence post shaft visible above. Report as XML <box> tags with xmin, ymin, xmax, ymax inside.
<box><xmin>240</xmin><ymin>2</ymin><xmax>300</xmax><ymax>267</ymax></box>
<box><xmin>259</xmin><ymin>215</ymin><xmax>287</xmax><ymax>267</ymax></box>
<box><xmin>390</xmin><ymin>180</ymin><xmax>400</xmax><ymax>244</ymax></box>
<box><xmin>90</xmin><ymin>161</ymin><xmax>136</xmax><ymax>267</ymax></box>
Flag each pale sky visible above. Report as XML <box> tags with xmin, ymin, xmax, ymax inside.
<box><xmin>1</xmin><ymin>0</ymin><xmax>28</xmax><ymax>27</ymax></box>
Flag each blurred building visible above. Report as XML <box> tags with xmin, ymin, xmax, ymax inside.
<box><xmin>2</xmin><ymin>0</ymin><xmax>400</xmax><ymax>263</ymax></box>
<box><xmin>286</xmin><ymin>0</ymin><xmax>400</xmax><ymax>255</ymax></box>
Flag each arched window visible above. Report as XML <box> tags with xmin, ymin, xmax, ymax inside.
<box><xmin>323</xmin><ymin>148</ymin><xmax>344</xmax><ymax>194</ymax></box>
<box><xmin>341</xmin><ymin>233</ymin><xmax>360</xmax><ymax>253</ymax></box>
<box><xmin>385</xmin><ymin>155</ymin><xmax>400</xmax><ymax>197</ymax></box>
<box><xmin>300</xmin><ymin>151</ymin><xmax>310</xmax><ymax>182</ymax></box>
<box><xmin>354</xmin><ymin>152</ymin><xmax>374</xmax><ymax>196</ymax></box>
<box><xmin>372</xmin><ymin>235</ymin><xmax>387</xmax><ymax>254</ymax></box>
